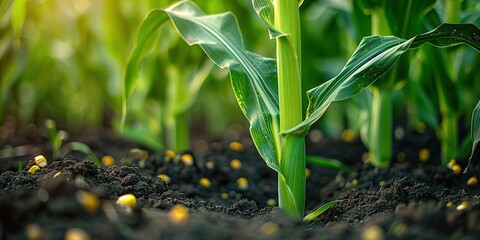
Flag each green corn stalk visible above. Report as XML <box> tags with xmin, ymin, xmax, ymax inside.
<box><xmin>123</xmin><ymin>0</ymin><xmax>480</xmax><ymax>219</ymax></box>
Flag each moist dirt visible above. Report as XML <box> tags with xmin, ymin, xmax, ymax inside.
<box><xmin>1</xmin><ymin>127</ymin><xmax>479</xmax><ymax>239</ymax></box>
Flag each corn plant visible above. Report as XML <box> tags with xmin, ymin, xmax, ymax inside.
<box><xmin>122</xmin><ymin>0</ymin><xmax>480</xmax><ymax>219</ymax></box>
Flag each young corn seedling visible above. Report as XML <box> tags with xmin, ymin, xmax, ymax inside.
<box><xmin>45</xmin><ymin>119</ymin><xmax>100</xmax><ymax>165</ymax></box>
<box><xmin>123</xmin><ymin>0</ymin><xmax>480</xmax><ymax>219</ymax></box>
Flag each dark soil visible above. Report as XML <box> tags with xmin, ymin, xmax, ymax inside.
<box><xmin>1</xmin><ymin>126</ymin><xmax>480</xmax><ymax>239</ymax></box>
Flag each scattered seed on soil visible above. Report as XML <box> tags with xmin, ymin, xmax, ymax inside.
<box><xmin>341</xmin><ymin>129</ymin><xmax>356</xmax><ymax>143</ymax></box>
<box><xmin>164</xmin><ymin>150</ymin><xmax>176</xmax><ymax>162</ymax></box>
<box><xmin>306</xmin><ymin>168</ymin><xmax>311</xmax><ymax>178</ymax></box>
<box><xmin>34</xmin><ymin>155</ymin><xmax>47</xmax><ymax>168</ymax></box>
<box><xmin>76</xmin><ymin>190</ymin><xmax>100</xmax><ymax>213</ymax></box>
<box><xmin>452</xmin><ymin>164</ymin><xmax>462</xmax><ymax>175</ymax></box>
<box><xmin>64</xmin><ymin>228</ymin><xmax>91</xmax><ymax>240</ymax></box>
<box><xmin>199</xmin><ymin>178</ymin><xmax>211</xmax><ymax>188</ymax></box>
<box><xmin>158</xmin><ymin>174</ymin><xmax>171</xmax><ymax>184</ymax></box>
<box><xmin>448</xmin><ymin>159</ymin><xmax>457</xmax><ymax>169</ymax></box>
<box><xmin>397</xmin><ymin>152</ymin><xmax>406</xmax><ymax>162</ymax></box>
<box><xmin>230</xmin><ymin>159</ymin><xmax>242</xmax><ymax>169</ymax></box>
<box><xmin>259</xmin><ymin>222</ymin><xmax>279</xmax><ymax>236</ymax></box>
<box><xmin>180</xmin><ymin>154</ymin><xmax>194</xmax><ymax>166</ymax></box>
<box><xmin>229</xmin><ymin>141</ymin><xmax>244</xmax><ymax>152</ymax></box>
<box><xmin>101</xmin><ymin>155</ymin><xmax>115</xmax><ymax>166</ymax></box>
<box><xmin>116</xmin><ymin>194</ymin><xmax>137</xmax><ymax>207</ymax></box>
<box><xmin>26</xmin><ymin>224</ymin><xmax>44</xmax><ymax>240</ymax></box>
<box><xmin>467</xmin><ymin>176</ymin><xmax>478</xmax><ymax>186</ymax></box>
<box><xmin>361</xmin><ymin>225</ymin><xmax>384</xmax><ymax>240</ymax></box>
<box><xmin>418</xmin><ymin>148</ymin><xmax>430</xmax><ymax>162</ymax></box>
<box><xmin>168</xmin><ymin>204</ymin><xmax>189</xmax><ymax>224</ymax></box>
<box><xmin>28</xmin><ymin>165</ymin><xmax>40</xmax><ymax>174</ymax></box>
<box><xmin>266</xmin><ymin>199</ymin><xmax>276</xmax><ymax>207</ymax></box>
<box><xmin>457</xmin><ymin>201</ymin><xmax>469</xmax><ymax>210</ymax></box>
<box><xmin>236</xmin><ymin>177</ymin><xmax>248</xmax><ymax>190</ymax></box>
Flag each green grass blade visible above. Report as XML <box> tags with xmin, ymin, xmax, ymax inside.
<box><xmin>164</xmin><ymin>1</ymin><xmax>282</xmax><ymax>172</ymax></box>
<box><xmin>303</xmin><ymin>200</ymin><xmax>342</xmax><ymax>222</ymax></box>
<box><xmin>61</xmin><ymin>142</ymin><xmax>101</xmax><ymax>166</ymax></box>
<box><xmin>306</xmin><ymin>156</ymin><xmax>353</xmax><ymax>173</ymax></box>
<box><xmin>284</xmin><ymin>23</ymin><xmax>480</xmax><ymax>136</ymax></box>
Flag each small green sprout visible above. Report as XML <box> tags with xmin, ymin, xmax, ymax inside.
<box><xmin>45</xmin><ymin>119</ymin><xmax>100</xmax><ymax>165</ymax></box>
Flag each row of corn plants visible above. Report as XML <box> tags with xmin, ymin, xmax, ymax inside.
<box><xmin>123</xmin><ymin>0</ymin><xmax>480</xmax><ymax>219</ymax></box>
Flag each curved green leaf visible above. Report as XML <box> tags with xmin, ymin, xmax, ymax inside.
<box><xmin>164</xmin><ymin>1</ymin><xmax>282</xmax><ymax>172</ymax></box>
<box><xmin>121</xmin><ymin>10</ymin><xmax>169</xmax><ymax>125</ymax></box>
<box><xmin>252</xmin><ymin>0</ymin><xmax>286</xmax><ymax>39</ymax></box>
<box><xmin>306</xmin><ymin>155</ymin><xmax>353</xmax><ymax>173</ymax></box>
<box><xmin>61</xmin><ymin>142</ymin><xmax>100</xmax><ymax>166</ymax></box>
<box><xmin>303</xmin><ymin>200</ymin><xmax>342</xmax><ymax>222</ymax></box>
<box><xmin>284</xmin><ymin>23</ymin><xmax>480</xmax><ymax>135</ymax></box>
<box><xmin>468</xmin><ymin>99</ymin><xmax>480</xmax><ymax>166</ymax></box>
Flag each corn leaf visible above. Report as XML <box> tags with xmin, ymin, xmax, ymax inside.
<box><xmin>303</xmin><ymin>200</ymin><xmax>342</xmax><ymax>222</ymax></box>
<box><xmin>252</xmin><ymin>0</ymin><xmax>286</xmax><ymax>38</ymax></box>
<box><xmin>469</xmin><ymin>100</ymin><xmax>480</xmax><ymax>163</ymax></box>
<box><xmin>11</xmin><ymin>0</ymin><xmax>26</xmax><ymax>44</ymax></box>
<box><xmin>122</xmin><ymin>10</ymin><xmax>169</xmax><ymax>124</ymax></box>
<box><xmin>285</xmin><ymin>23</ymin><xmax>480</xmax><ymax>135</ymax></box>
<box><xmin>306</xmin><ymin>155</ymin><xmax>353</xmax><ymax>173</ymax></box>
<box><xmin>164</xmin><ymin>1</ymin><xmax>282</xmax><ymax>172</ymax></box>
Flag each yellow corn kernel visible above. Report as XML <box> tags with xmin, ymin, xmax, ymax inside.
<box><xmin>64</xmin><ymin>228</ymin><xmax>90</xmax><ymax>240</ymax></box>
<box><xmin>158</xmin><ymin>174</ymin><xmax>171</xmax><ymax>184</ymax></box>
<box><xmin>28</xmin><ymin>165</ymin><xmax>40</xmax><ymax>174</ymax></box>
<box><xmin>229</xmin><ymin>141</ymin><xmax>244</xmax><ymax>152</ymax></box>
<box><xmin>230</xmin><ymin>159</ymin><xmax>242</xmax><ymax>170</ymax></box>
<box><xmin>446</xmin><ymin>201</ymin><xmax>454</xmax><ymax>208</ymax></box>
<box><xmin>164</xmin><ymin>150</ymin><xmax>176</xmax><ymax>162</ymax></box>
<box><xmin>351</xmin><ymin>179</ymin><xmax>359</xmax><ymax>186</ymax></box>
<box><xmin>341</xmin><ymin>129</ymin><xmax>356</xmax><ymax>143</ymax></box>
<box><xmin>199</xmin><ymin>178</ymin><xmax>211</xmax><ymax>188</ymax></box>
<box><xmin>168</xmin><ymin>204</ymin><xmax>189</xmax><ymax>224</ymax></box>
<box><xmin>116</xmin><ymin>194</ymin><xmax>137</xmax><ymax>207</ymax></box>
<box><xmin>305</xmin><ymin>168</ymin><xmax>311</xmax><ymax>178</ymax></box>
<box><xmin>34</xmin><ymin>155</ymin><xmax>47</xmax><ymax>168</ymax></box>
<box><xmin>53</xmin><ymin>172</ymin><xmax>62</xmax><ymax>178</ymax></box>
<box><xmin>447</xmin><ymin>159</ymin><xmax>457</xmax><ymax>169</ymax></box>
<box><xmin>220</xmin><ymin>192</ymin><xmax>229</xmax><ymax>199</ymax></box>
<box><xmin>467</xmin><ymin>176</ymin><xmax>478</xmax><ymax>186</ymax></box>
<box><xmin>101</xmin><ymin>155</ymin><xmax>115</xmax><ymax>166</ymax></box>
<box><xmin>456</xmin><ymin>201</ymin><xmax>469</xmax><ymax>210</ymax></box>
<box><xmin>180</xmin><ymin>154</ymin><xmax>194</xmax><ymax>166</ymax></box>
<box><xmin>452</xmin><ymin>164</ymin><xmax>462</xmax><ymax>175</ymax></box>
<box><xmin>236</xmin><ymin>177</ymin><xmax>248</xmax><ymax>190</ymax></box>
<box><xmin>259</xmin><ymin>222</ymin><xmax>280</xmax><ymax>236</ymax></box>
<box><xmin>418</xmin><ymin>148</ymin><xmax>430</xmax><ymax>162</ymax></box>
<box><xmin>361</xmin><ymin>225</ymin><xmax>384</xmax><ymax>240</ymax></box>
<box><xmin>26</xmin><ymin>224</ymin><xmax>44</xmax><ymax>240</ymax></box>
<box><xmin>76</xmin><ymin>190</ymin><xmax>100</xmax><ymax>213</ymax></box>
<box><xmin>266</xmin><ymin>199</ymin><xmax>276</xmax><ymax>207</ymax></box>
